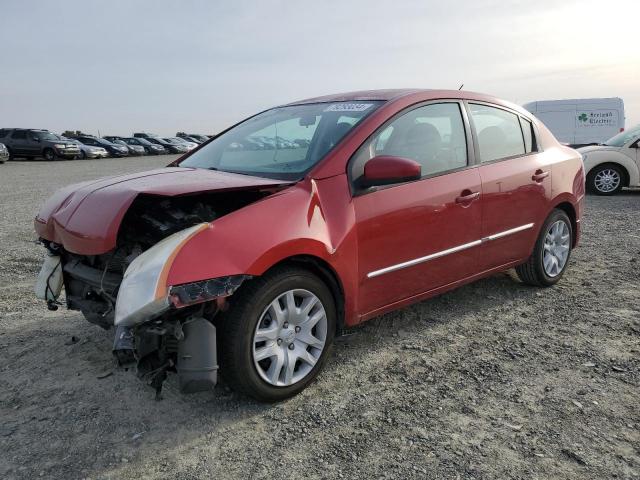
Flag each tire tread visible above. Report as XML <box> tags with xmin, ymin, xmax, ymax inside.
<box><xmin>516</xmin><ymin>209</ymin><xmax>572</xmax><ymax>287</ymax></box>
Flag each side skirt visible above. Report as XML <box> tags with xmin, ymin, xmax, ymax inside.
<box><xmin>355</xmin><ymin>258</ymin><xmax>527</xmax><ymax>325</ymax></box>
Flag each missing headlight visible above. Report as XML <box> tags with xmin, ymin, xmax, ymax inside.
<box><xmin>169</xmin><ymin>275</ymin><xmax>249</xmax><ymax>308</ymax></box>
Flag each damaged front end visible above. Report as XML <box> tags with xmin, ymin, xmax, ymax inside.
<box><xmin>109</xmin><ymin>221</ymin><xmax>246</xmax><ymax>395</ymax></box>
<box><xmin>34</xmin><ymin>182</ymin><xmax>282</xmax><ymax>396</ymax></box>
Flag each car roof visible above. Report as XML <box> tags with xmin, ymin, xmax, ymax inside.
<box><xmin>285</xmin><ymin>89</ymin><xmax>425</xmax><ymax>105</ymax></box>
<box><xmin>284</xmin><ymin>89</ymin><xmax>531</xmax><ymax>118</ymax></box>
<box><xmin>3</xmin><ymin>128</ymin><xmax>49</xmax><ymax>132</ymax></box>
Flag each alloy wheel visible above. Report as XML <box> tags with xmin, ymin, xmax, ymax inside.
<box><xmin>252</xmin><ymin>289</ymin><xmax>327</xmax><ymax>387</ymax></box>
<box><xmin>543</xmin><ymin>220</ymin><xmax>570</xmax><ymax>277</ymax></box>
<box><xmin>594</xmin><ymin>168</ymin><xmax>621</xmax><ymax>193</ymax></box>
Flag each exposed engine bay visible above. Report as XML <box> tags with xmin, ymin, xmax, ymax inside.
<box><xmin>39</xmin><ymin>187</ymin><xmax>277</xmax><ymax>397</ymax></box>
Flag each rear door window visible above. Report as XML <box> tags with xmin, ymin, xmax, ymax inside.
<box><xmin>469</xmin><ymin>104</ymin><xmax>525</xmax><ymax>162</ymax></box>
<box><xmin>11</xmin><ymin>130</ymin><xmax>27</xmax><ymax>139</ymax></box>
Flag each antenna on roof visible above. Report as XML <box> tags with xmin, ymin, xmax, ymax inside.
<box><xmin>458</xmin><ymin>84</ymin><xmax>464</xmax><ymax>90</ymax></box>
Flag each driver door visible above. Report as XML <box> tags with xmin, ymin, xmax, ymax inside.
<box><xmin>351</xmin><ymin>102</ymin><xmax>482</xmax><ymax>315</ymax></box>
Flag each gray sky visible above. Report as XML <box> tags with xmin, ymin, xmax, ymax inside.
<box><xmin>1</xmin><ymin>0</ymin><xmax>638</xmax><ymax>136</ymax></box>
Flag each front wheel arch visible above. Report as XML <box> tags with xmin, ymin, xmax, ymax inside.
<box><xmin>552</xmin><ymin>201</ymin><xmax>577</xmax><ymax>247</ymax></box>
<box><xmin>249</xmin><ymin>255</ymin><xmax>346</xmax><ymax>336</ymax></box>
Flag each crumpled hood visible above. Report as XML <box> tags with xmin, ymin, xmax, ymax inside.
<box><xmin>35</xmin><ymin>167</ymin><xmax>290</xmax><ymax>255</ymax></box>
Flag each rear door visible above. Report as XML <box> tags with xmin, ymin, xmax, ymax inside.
<box><xmin>9</xmin><ymin>130</ymin><xmax>29</xmax><ymax>155</ymax></box>
<box><xmin>351</xmin><ymin>101</ymin><xmax>482</xmax><ymax>315</ymax></box>
<box><xmin>468</xmin><ymin>102</ymin><xmax>552</xmax><ymax>270</ymax></box>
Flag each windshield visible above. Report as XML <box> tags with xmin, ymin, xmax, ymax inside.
<box><xmin>36</xmin><ymin>132</ymin><xmax>59</xmax><ymax>141</ymax></box>
<box><xmin>178</xmin><ymin>101</ymin><xmax>382</xmax><ymax>180</ymax></box>
<box><xmin>604</xmin><ymin>125</ymin><xmax>640</xmax><ymax>147</ymax></box>
<box><xmin>96</xmin><ymin>138</ymin><xmax>115</xmax><ymax>146</ymax></box>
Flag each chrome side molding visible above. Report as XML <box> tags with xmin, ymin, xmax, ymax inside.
<box><xmin>367</xmin><ymin>223</ymin><xmax>535</xmax><ymax>279</ymax></box>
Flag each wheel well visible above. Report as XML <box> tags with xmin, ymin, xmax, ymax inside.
<box><xmin>589</xmin><ymin>162</ymin><xmax>630</xmax><ymax>187</ymax></box>
<box><xmin>263</xmin><ymin>255</ymin><xmax>346</xmax><ymax>335</ymax></box>
<box><xmin>554</xmin><ymin>202</ymin><xmax>577</xmax><ymax>246</ymax></box>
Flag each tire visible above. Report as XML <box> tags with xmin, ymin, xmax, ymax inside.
<box><xmin>516</xmin><ymin>209</ymin><xmax>572</xmax><ymax>287</ymax></box>
<box><xmin>6</xmin><ymin>147</ymin><xmax>14</xmax><ymax>161</ymax></box>
<box><xmin>587</xmin><ymin>163</ymin><xmax>624</xmax><ymax>195</ymax></box>
<box><xmin>43</xmin><ymin>148</ymin><xmax>56</xmax><ymax>161</ymax></box>
<box><xmin>218</xmin><ymin>266</ymin><xmax>336</xmax><ymax>402</ymax></box>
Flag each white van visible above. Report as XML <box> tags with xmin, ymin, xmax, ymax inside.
<box><xmin>522</xmin><ymin>97</ymin><xmax>625</xmax><ymax>147</ymax></box>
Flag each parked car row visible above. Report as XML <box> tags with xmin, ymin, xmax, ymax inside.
<box><xmin>0</xmin><ymin>128</ymin><xmax>211</xmax><ymax>161</ymax></box>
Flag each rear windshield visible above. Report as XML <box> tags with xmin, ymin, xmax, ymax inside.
<box><xmin>179</xmin><ymin>101</ymin><xmax>383</xmax><ymax>180</ymax></box>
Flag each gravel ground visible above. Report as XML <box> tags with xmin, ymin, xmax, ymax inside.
<box><xmin>0</xmin><ymin>156</ymin><xmax>639</xmax><ymax>480</ymax></box>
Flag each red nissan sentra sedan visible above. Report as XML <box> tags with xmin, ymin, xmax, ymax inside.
<box><xmin>34</xmin><ymin>89</ymin><xmax>585</xmax><ymax>401</ymax></box>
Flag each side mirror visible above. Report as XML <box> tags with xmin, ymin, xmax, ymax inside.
<box><xmin>363</xmin><ymin>155</ymin><xmax>422</xmax><ymax>187</ymax></box>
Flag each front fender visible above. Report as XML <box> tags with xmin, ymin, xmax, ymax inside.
<box><xmin>583</xmin><ymin>150</ymin><xmax>639</xmax><ymax>186</ymax></box>
<box><xmin>165</xmin><ymin>175</ymin><xmax>360</xmax><ymax>324</ymax></box>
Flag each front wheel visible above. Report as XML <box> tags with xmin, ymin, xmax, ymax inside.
<box><xmin>219</xmin><ymin>266</ymin><xmax>336</xmax><ymax>402</ymax></box>
<box><xmin>587</xmin><ymin>164</ymin><xmax>624</xmax><ymax>195</ymax></box>
<box><xmin>516</xmin><ymin>209</ymin><xmax>572</xmax><ymax>287</ymax></box>
<box><xmin>43</xmin><ymin>148</ymin><xmax>56</xmax><ymax>161</ymax></box>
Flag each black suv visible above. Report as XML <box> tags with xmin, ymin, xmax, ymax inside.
<box><xmin>0</xmin><ymin>128</ymin><xmax>80</xmax><ymax>160</ymax></box>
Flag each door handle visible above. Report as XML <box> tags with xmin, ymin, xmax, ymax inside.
<box><xmin>532</xmin><ymin>170</ymin><xmax>549</xmax><ymax>182</ymax></box>
<box><xmin>455</xmin><ymin>190</ymin><xmax>480</xmax><ymax>204</ymax></box>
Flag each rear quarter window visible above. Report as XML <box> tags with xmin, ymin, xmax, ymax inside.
<box><xmin>519</xmin><ymin>117</ymin><xmax>537</xmax><ymax>153</ymax></box>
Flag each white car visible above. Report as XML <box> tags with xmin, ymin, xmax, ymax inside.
<box><xmin>578</xmin><ymin>125</ymin><xmax>640</xmax><ymax>195</ymax></box>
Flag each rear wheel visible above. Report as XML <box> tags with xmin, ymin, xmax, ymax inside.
<box><xmin>587</xmin><ymin>163</ymin><xmax>624</xmax><ymax>195</ymax></box>
<box><xmin>219</xmin><ymin>266</ymin><xmax>336</xmax><ymax>402</ymax></box>
<box><xmin>516</xmin><ymin>209</ymin><xmax>572</xmax><ymax>287</ymax></box>
<box><xmin>43</xmin><ymin>148</ymin><xmax>56</xmax><ymax>161</ymax></box>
